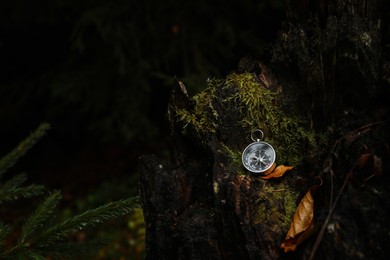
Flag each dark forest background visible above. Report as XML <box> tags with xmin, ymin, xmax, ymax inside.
<box><xmin>0</xmin><ymin>0</ymin><xmax>284</xmax><ymax>257</ymax></box>
<box><xmin>0</xmin><ymin>0</ymin><xmax>283</xmax><ymax>192</ymax></box>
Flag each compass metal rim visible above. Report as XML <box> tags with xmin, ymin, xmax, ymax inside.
<box><xmin>241</xmin><ymin>141</ymin><xmax>276</xmax><ymax>173</ymax></box>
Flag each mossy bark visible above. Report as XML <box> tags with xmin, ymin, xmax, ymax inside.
<box><xmin>140</xmin><ymin>0</ymin><xmax>390</xmax><ymax>259</ymax></box>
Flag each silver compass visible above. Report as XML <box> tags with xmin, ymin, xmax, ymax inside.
<box><xmin>242</xmin><ymin>129</ymin><xmax>276</xmax><ymax>173</ymax></box>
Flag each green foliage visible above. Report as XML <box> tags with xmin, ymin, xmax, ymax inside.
<box><xmin>0</xmin><ymin>173</ymin><xmax>45</xmax><ymax>204</ymax></box>
<box><xmin>6</xmin><ymin>196</ymin><xmax>138</xmax><ymax>259</ymax></box>
<box><xmin>0</xmin><ymin>123</ymin><xmax>49</xmax><ymax>204</ymax></box>
<box><xmin>19</xmin><ymin>191</ymin><xmax>62</xmax><ymax>246</ymax></box>
<box><xmin>44</xmin><ymin>197</ymin><xmax>136</xmax><ymax>240</ymax></box>
<box><xmin>62</xmin><ymin>174</ymin><xmax>146</xmax><ymax>259</ymax></box>
<box><xmin>0</xmin><ymin>124</ymin><xmax>139</xmax><ymax>259</ymax></box>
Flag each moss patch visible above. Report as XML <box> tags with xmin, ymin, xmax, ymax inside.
<box><xmin>175</xmin><ymin>72</ymin><xmax>325</xmax><ymax>165</ymax></box>
<box><xmin>226</xmin><ymin>72</ymin><xmax>319</xmax><ymax>165</ymax></box>
<box><xmin>252</xmin><ymin>181</ymin><xmax>298</xmax><ymax>233</ymax></box>
<box><xmin>175</xmin><ymin>81</ymin><xmax>219</xmax><ymax>136</ymax></box>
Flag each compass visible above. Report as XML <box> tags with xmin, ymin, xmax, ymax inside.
<box><xmin>242</xmin><ymin>129</ymin><xmax>276</xmax><ymax>173</ymax></box>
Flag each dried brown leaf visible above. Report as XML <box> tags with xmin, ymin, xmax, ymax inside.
<box><xmin>280</xmin><ymin>188</ymin><xmax>315</xmax><ymax>252</ymax></box>
<box><xmin>357</xmin><ymin>153</ymin><xmax>371</xmax><ymax>168</ymax></box>
<box><xmin>262</xmin><ymin>163</ymin><xmax>276</xmax><ymax>176</ymax></box>
<box><xmin>261</xmin><ymin>165</ymin><xmax>293</xmax><ymax>179</ymax></box>
<box><xmin>357</xmin><ymin>152</ymin><xmax>383</xmax><ymax>183</ymax></box>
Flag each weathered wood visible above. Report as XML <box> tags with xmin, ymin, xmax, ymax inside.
<box><xmin>140</xmin><ymin>0</ymin><xmax>390</xmax><ymax>259</ymax></box>
<box><xmin>275</xmin><ymin>0</ymin><xmax>382</xmax><ymax>128</ymax></box>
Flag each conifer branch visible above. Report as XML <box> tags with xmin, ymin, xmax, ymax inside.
<box><xmin>2</xmin><ymin>196</ymin><xmax>140</xmax><ymax>258</ymax></box>
<box><xmin>0</xmin><ymin>123</ymin><xmax>50</xmax><ymax>179</ymax></box>
<box><xmin>41</xmin><ymin>197</ymin><xmax>139</xmax><ymax>244</ymax></box>
<box><xmin>0</xmin><ymin>123</ymin><xmax>141</xmax><ymax>258</ymax></box>
<box><xmin>0</xmin><ymin>173</ymin><xmax>45</xmax><ymax>204</ymax></box>
<box><xmin>19</xmin><ymin>191</ymin><xmax>62</xmax><ymax>246</ymax></box>
<box><xmin>0</xmin><ymin>184</ymin><xmax>45</xmax><ymax>204</ymax></box>
<box><xmin>0</xmin><ymin>172</ymin><xmax>28</xmax><ymax>188</ymax></box>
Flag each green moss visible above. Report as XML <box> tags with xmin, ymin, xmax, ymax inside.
<box><xmin>226</xmin><ymin>72</ymin><xmax>320</xmax><ymax>165</ymax></box>
<box><xmin>221</xmin><ymin>143</ymin><xmax>241</xmax><ymax>166</ymax></box>
<box><xmin>176</xmin><ymin>83</ymin><xmax>218</xmax><ymax>136</ymax></box>
<box><xmin>175</xmin><ymin>72</ymin><xmax>325</xmax><ymax>165</ymax></box>
<box><xmin>252</xmin><ymin>182</ymin><xmax>298</xmax><ymax>231</ymax></box>
<box><xmin>226</xmin><ymin>72</ymin><xmax>275</xmax><ymax>128</ymax></box>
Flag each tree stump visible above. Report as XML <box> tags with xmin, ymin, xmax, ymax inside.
<box><xmin>140</xmin><ymin>1</ymin><xmax>390</xmax><ymax>259</ymax></box>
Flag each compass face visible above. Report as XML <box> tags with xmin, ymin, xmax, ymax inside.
<box><xmin>242</xmin><ymin>141</ymin><xmax>276</xmax><ymax>173</ymax></box>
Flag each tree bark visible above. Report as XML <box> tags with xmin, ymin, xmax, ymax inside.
<box><xmin>140</xmin><ymin>1</ymin><xmax>390</xmax><ymax>259</ymax></box>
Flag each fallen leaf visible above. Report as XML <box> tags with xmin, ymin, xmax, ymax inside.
<box><xmin>362</xmin><ymin>154</ymin><xmax>384</xmax><ymax>183</ymax></box>
<box><xmin>357</xmin><ymin>151</ymin><xmax>383</xmax><ymax>184</ymax></box>
<box><xmin>280</xmin><ymin>187</ymin><xmax>316</xmax><ymax>252</ymax></box>
<box><xmin>357</xmin><ymin>152</ymin><xmax>371</xmax><ymax>168</ymax></box>
<box><xmin>262</xmin><ymin>165</ymin><xmax>293</xmax><ymax>179</ymax></box>
<box><xmin>262</xmin><ymin>163</ymin><xmax>276</xmax><ymax>176</ymax></box>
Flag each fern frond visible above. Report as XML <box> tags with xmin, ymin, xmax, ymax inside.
<box><xmin>19</xmin><ymin>191</ymin><xmax>62</xmax><ymax>246</ymax></box>
<box><xmin>0</xmin><ymin>123</ymin><xmax>50</xmax><ymax>179</ymax></box>
<box><xmin>41</xmin><ymin>197</ymin><xmax>139</xmax><ymax>244</ymax></box>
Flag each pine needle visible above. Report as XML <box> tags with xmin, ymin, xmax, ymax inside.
<box><xmin>0</xmin><ymin>123</ymin><xmax>50</xmax><ymax>179</ymax></box>
<box><xmin>19</xmin><ymin>191</ymin><xmax>62</xmax><ymax>246</ymax></box>
<box><xmin>0</xmin><ymin>172</ymin><xmax>28</xmax><ymax>188</ymax></box>
<box><xmin>39</xmin><ymin>197</ymin><xmax>139</xmax><ymax>245</ymax></box>
<box><xmin>0</xmin><ymin>123</ymin><xmax>140</xmax><ymax>258</ymax></box>
<box><xmin>0</xmin><ymin>184</ymin><xmax>45</xmax><ymax>204</ymax></box>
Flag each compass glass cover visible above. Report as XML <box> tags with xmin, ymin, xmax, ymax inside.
<box><xmin>242</xmin><ymin>142</ymin><xmax>275</xmax><ymax>173</ymax></box>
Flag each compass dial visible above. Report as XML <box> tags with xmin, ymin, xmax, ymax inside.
<box><xmin>242</xmin><ymin>141</ymin><xmax>276</xmax><ymax>173</ymax></box>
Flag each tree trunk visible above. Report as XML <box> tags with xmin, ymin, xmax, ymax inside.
<box><xmin>140</xmin><ymin>1</ymin><xmax>390</xmax><ymax>259</ymax></box>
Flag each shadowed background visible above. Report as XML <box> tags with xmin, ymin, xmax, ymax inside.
<box><xmin>0</xmin><ymin>0</ymin><xmax>283</xmax><ymax>195</ymax></box>
<box><xmin>0</xmin><ymin>1</ymin><xmax>283</xmax><ymax>257</ymax></box>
